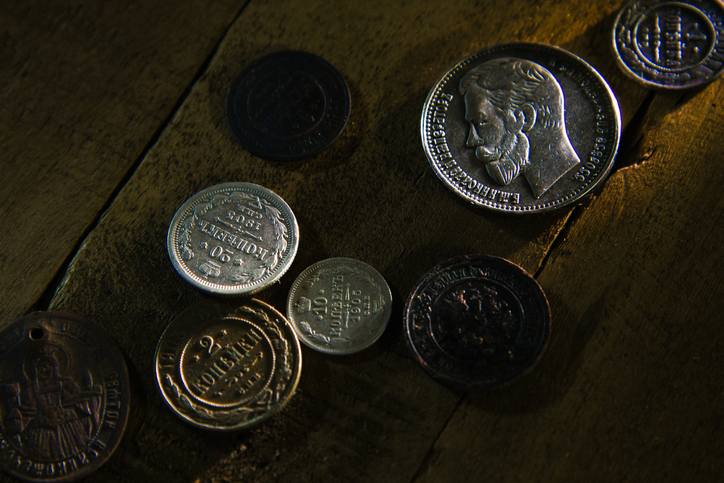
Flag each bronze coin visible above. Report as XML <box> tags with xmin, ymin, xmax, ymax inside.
<box><xmin>404</xmin><ymin>255</ymin><xmax>550</xmax><ymax>389</ymax></box>
<box><xmin>154</xmin><ymin>299</ymin><xmax>302</xmax><ymax>431</ymax></box>
<box><xmin>0</xmin><ymin>312</ymin><xmax>130</xmax><ymax>482</ymax></box>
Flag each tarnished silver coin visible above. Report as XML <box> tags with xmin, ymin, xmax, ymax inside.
<box><xmin>0</xmin><ymin>312</ymin><xmax>130</xmax><ymax>482</ymax></box>
<box><xmin>286</xmin><ymin>258</ymin><xmax>392</xmax><ymax>355</ymax></box>
<box><xmin>613</xmin><ymin>0</ymin><xmax>724</xmax><ymax>89</ymax></box>
<box><xmin>167</xmin><ymin>182</ymin><xmax>299</xmax><ymax>295</ymax></box>
<box><xmin>421</xmin><ymin>43</ymin><xmax>621</xmax><ymax>213</ymax></box>
<box><xmin>154</xmin><ymin>299</ymin><xmax>302</xmax><ymax>431</ymax></box>
<box><xmin>404</xmin><ymin>255</ymin><xmax>550</xmax><ymax>389</ymax></box>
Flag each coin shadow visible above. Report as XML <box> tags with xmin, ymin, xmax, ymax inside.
<box><xmin>463</xmin><ymin>287</ymin><xmax>609</xmax><ymax>414</ymax></box>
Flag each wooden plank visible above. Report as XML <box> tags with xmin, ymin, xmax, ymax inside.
<box><xmin>30</xmin><ymin>0</ymin><xmax>662</xmax><ymax>482</ymax></box>
<box><xmin>416</xmin><ymin>69</ymin><xmax>724</xmax><ymax>481</ymax></box>
<box><xmin>0</xmin><ymin>0</ymin><xmax>249</xmax><ymax>323</ymax></box>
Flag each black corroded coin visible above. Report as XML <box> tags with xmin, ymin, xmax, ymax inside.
<box><xmin>0</xmin><ymin>312</ymin><xmax>130</xmax><ymax>482</ymax></box>
<box><xmin>404</xmin><ymin>255</ymin><xmax>550</xmax><ymax>389</ymax></box>
<box><xmin>226</xmin><ymin>51</ymin><xmax>350</xmax><ymax>161</ymax></box>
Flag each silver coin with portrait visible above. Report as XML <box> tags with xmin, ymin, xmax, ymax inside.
<box><xmin>421</xmin><ymin>43</ymin><xmax>621</xmax><ymax>213</ymax></box>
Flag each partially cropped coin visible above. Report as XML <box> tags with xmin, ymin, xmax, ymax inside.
<box><xmin>0</xmin><ymin>312</ymin><xmax>130</xmax><ymax>482</ymax></box>
<box><xmin>155</xmin><ymin>299</ymin><xmax>302</xmax><ymax>431</ymax></box>
<box><xmin>286</xmin><ymin>258</ymin><xmax>392</xmax><ymax>355</ymax></box>
<box><xmin>421</xmin><ymin>43</ymin><xmax>621</xmax><ymax>213</ymax></box>
<box><xmin>167</xmin><ymin>182</ymin><xmax>299</xmax><ymax>296</ymax></box>
<box><xmin>404</xmin><ymin>255</ymin><xmax>550</xmax><ymax>389</ymax></box>
<box><xmin>613</xmin><ymin>0</ymin><xmax>724</xmax><ymax>89</ymax></box>
<box><xmin>226</xmin><ymin>51</ymin><xmax>351</xmax><ymax>161</ymax></box>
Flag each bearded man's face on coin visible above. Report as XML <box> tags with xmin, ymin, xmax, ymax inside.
<box><xmin>460</xmin><ymin>57</ymin><xmax>581</xmax><ymax>198</ymax></box>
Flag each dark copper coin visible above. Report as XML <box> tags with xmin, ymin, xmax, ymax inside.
<box><xmin>404</xmin><ymin>255</ymin><xmax>550</xmax><ymax>389</ymax></box>
<box><xmin>155</xmin><ymin>299</ymin><xmax>302</xmax><ymax>431</ymax></box>
<box><xmin>0</xmin><ymin>312</ymin><xmax>130</xmax><ymax>482</ymax></box>
<box><xmin>226</xmin><ymin>51</ymin><xmax>350</xmax><ymax>161</ymax></box>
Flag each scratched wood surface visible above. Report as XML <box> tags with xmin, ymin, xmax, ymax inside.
<box><xmin>1</xmin><ymin>0</ymin><xmax>722</xmax><ymax>481</ymax></box>
<box><xmin>0</xmin><ymin>0</ymin><xmax>249</xmax><ymax>323</ymax></box>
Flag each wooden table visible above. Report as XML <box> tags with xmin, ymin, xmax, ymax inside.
<box><xmin>2</xmin><ymin>0</ymin><xmax>723</xmax><ymax>481</ymax></box>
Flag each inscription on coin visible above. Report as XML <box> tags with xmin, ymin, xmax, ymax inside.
<box><xmin>226</xmin><ymin>51</ymin><xmax>351</xmax><ymax>161</ymax></box>
<box><xmin>404</xmin><ymin>255</ymin><xmax>550</xmax><ymax>388</ymax></box>
<box><xmin>421</xmin><ymin>43</ymin><xmax>621</xmax><ymax>213</ymax></box>
<box><xmin>613</xmin><ymin>0</ymin><xmax>724</xmax><ymax>89</ymax></box>
<box><xmin>287</xmin><ymin>258</ymin><xmax>392</xmax><ymax>354</ymax></box>
<box><xmin>0</xmin><ymin>312</ymin><xmax>130</xmax><ymax>482</ymax></box>
<box><xmin>167</xmin><ymin>182</ymin><xmax>299</xmax><ymax>296</ymax></box>
<box><xmin>155</xmin><ymin>300</ymin><xmax>301</xmax><ymax>431</ymax></box>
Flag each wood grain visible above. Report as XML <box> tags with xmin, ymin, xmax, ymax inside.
<box><xmin>415</xmin><ymin>70</ymin><xmax>724</xmax><ymax>483</ymax></box>
<box><xmin>4</xmin><ymin>0</ymin><xmax>722</xmax><ymax>481</ymax></box>
<box><xmin>0</xmin><ymin>0</ymin><xmax>249</xmax><ymax>322</ymax></box>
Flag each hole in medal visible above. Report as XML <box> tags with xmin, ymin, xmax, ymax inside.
<box><xmin>29</xmin><ymin>327</ymin><xmax>45</xmax><ymax>340</ymax></box>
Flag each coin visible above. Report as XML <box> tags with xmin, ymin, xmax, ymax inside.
<box><xmin>404</xmin><ymin>255</ymin><xmax>550</xmax><ymax>389</ymax></box>
<box><xmin>226</xmin><ymin>51</ymin><xmax>351</xmax><ymax>161</ymax></box>
<box><xmin>167</xmin><ymin>182</ymin><xmax>299</xmax><ymax>296</ymax></box>
<box><xmin>286</xmin><ymin>258</ymin><xmax>393</xmax><ymax>355</ymax></box>
<box><xmin>421</xmin><ymin>43</ymin><xmax>621</xmax><ymax>213</ymax></box>
<box><xmin>0</xmin><ymin>312</ymin><xmax>130</xmax><ymax>482</ymax></box>
<box><xmin>613</xmin><ymin>0</ymin><xmax>724</xmax><ymax>89</ymax></box>
<box><xmin>154</xmin><ymin>299</ymin><xmax>302</xmax><ymax>431</ymax></box>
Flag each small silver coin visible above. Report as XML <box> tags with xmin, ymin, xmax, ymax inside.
<box><xmin>613</xmin><ymin>0</ymin><xmax>724</xmax><ymax>89</ymax></box>
<box><xmin>404</xmin><ymin>255</ymin><xmax>550</xmax><ymax>389</ymax></box>
<box><xmin>154</xmin><ymin>299</ymin><xmax>302</xmax><ymax>431</ymax></box>
<box><xmin>167</xmin><ymin>182</ymin><xmax>299</xmax><ymax>296</ymax></box>
<box><xmin>421</xmin><ymin>43</ymin><xmax>621</xmax><ymax>213</ymax></box>
<box><xmin>0</xmin><ymin>312</ymin><xmax>130</xmax><ymax>482</ymax></box>
<box><xmin>286</xmin><ymin>258</ymin><xmax>392</xmax><ymax>355</ymax></box>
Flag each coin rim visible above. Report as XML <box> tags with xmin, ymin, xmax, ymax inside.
<box><xmin>0</xmin><ymin>311</ymin><xmax>130</xmax><ymax>482</ymax></box>
<box><xmin>420</xmin><ymin>42</ymin><xmax>622</xmax><ymax>213</ymax></box>
<box><xmin>225</xmin><ymin>50</ymin><xmax>351</xmax><ymax>161</ymax></box>
<box><xmin>166</xmin><ymin>182</ymin><xmax>300</xmax><ymax>295</ymax></box>
<box><xmin>286</xmin><ymin>257</ymin><xmax>393</xmax><ymax>355</ymax></box>
<box><xmin>154</xmin><ymin>299</ymin><xmax>302</xmax><ymax>431</ymax></box>
<box><xmin>611</xmin><ymin>0</ymin><xmax>724</xmax><ymax>90</ymax></box>
<box><xmin>404</xmin><ymin>255</ymin><xmax>551</xmax><ymax>389</ymax></box>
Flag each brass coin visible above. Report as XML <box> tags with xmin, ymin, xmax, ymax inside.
<box><xmin>154</xmin><ymin>299</ymin><xmax>302</xmax><ymax>431</ymax></box>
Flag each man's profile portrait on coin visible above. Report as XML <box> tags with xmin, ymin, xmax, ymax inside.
<box><xmin>460</xmin><ymin>57</ymin><xmax>581</xmax><ymax>198</ymax></box>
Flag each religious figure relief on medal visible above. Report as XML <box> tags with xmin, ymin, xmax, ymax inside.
<box><xmin>460</xmin><ymin>58</ymin><xmax>581</xmax><ymax>198</ymax></box>
<box><xmin>2</xmin><ymin>346</ymin><xmax>103</xmax><ymax>461</ymax></box>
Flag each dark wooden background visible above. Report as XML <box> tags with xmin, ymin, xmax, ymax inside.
<box><xmin>2</xmin><ymin>0</ymin><xmax>723</xmax><ymax>481</ymax></box>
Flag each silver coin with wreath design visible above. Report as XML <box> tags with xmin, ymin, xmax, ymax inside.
<box><xmin>167</xmin><ymin>182</ymin><xmax>299</xmax><ymax>295</ymax></box>
<box><xmin>286</xmin><ymin>258</ymin><xmax>392</xmax><ymax>355</ymax></box>
<box><xmin>154</xmin><ymin>299</ymin><xmax>302</xmax><ymax>431</ymax></box>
